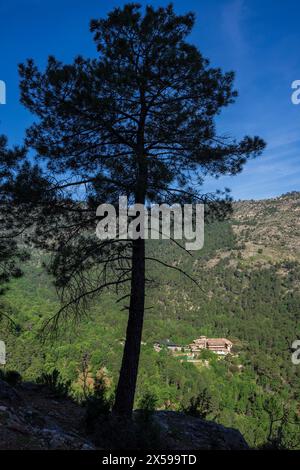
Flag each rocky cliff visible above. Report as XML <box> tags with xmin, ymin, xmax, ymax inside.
<box><xmin>0</xmin><ymin>378</ymin><xmax>248</xmax><ymax>450</ymax></box>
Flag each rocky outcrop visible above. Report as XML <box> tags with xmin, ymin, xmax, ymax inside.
<box><xmin>0</xmin><ymin>379</ymin><xmax>22</xmax><ymax>402</ymax></box>
<box><xmin>0</xmin><ymin>380</ymin><xmax>95</xmax><ymax>450</ymax></box>
<box><xmin>0</xmin><ymin>379</ymin><xmax>248</xmax><ymax>450</ymax></box>
<box><xmin>152</xmin><ymin>411</ymin><xmax>249</xmax><ymax>450</ymax></box>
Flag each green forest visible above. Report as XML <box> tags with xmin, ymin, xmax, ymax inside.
<box><xmin>2</xmin><ymin>193</ymin><xmax>300</xmax><ymax>449</ymax></box>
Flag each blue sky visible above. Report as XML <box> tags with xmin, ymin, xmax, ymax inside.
<box><xmin>0</xmin><ymin>0</ymin><xmax>300</xmax><ymax>200</ymax></box>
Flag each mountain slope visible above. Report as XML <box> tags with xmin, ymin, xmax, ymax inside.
<box><xmin>1</xmin><ymin>192</ymin><xmax>300</xmax><ymax>448</ymax></box>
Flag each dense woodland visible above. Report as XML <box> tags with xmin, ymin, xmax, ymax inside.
<box><xmin>1</xmin><ymin>192</ymin><xmax>300</xmax><ymax>449</ymax></box>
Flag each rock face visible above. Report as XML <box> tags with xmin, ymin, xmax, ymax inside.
<box><xmin>0</xmin><ymin>379</ymin><xmax>22</xmax><ymax>402</ymax></box>
<box><xmin>0</xmin><ymin>379</ymin><xmax>95</xmax><ymax>450</ymax></box>
<box><xmin>152</xmin><ymin>411</ymin><xmax>249</xmax><ymax>450</ymax></box>
<box><xmin>0</xmin><ymin>379</ymin><xmax>248</xmax><ymax>450</ymax></box>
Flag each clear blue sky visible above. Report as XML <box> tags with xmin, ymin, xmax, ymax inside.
<box><xmin>0</xmin><ymin>0</ymin><xmax>300</xmax><ymax>200</ymax></box>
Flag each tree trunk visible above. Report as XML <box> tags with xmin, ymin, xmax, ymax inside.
<box><xmin>113</xmin><ymin>88</ymin><xmax>147</xmax><ymax>416</ymax></box>
<box><xmin>113</xmin><ymin>236</ymin><xmax>146</xmax><ymax>416</ymax></box>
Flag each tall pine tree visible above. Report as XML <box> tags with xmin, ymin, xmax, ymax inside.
<box><xmin>19</xmin><ymin>4</ymin><xmax>265</xmax><ymax>415</ymax></box>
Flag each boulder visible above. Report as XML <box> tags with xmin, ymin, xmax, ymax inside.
<box><xmin>0</xmin><ymin>379</ymin><xmax>22</xmax><ymax>403</ymax></box>
<box><xmin>152</xmin><ymin>411</ymin><xmax>249</xmax><ymax>450</ymax></box>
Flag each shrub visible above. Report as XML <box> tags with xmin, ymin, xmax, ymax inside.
<box><xmin>0</xmin><ymin>369</ymin><xmax>22</xmax><ymax>386</ymax></box>
<box><xmin>36</xmin><ymin>369</ymin><xmax>71</xmax><ymax>398</ymax></box>
<box><xmin>181</xmin><ymin>388</ymin><xmax>216</xmax><ymax>419</ymax></box>
<box><xmin>138</xmin><ymin>392</ymin><xmax>158</xmax><ymax>421</ymax></box>
<box><xmin>84</xmin><ymin>377</ymin><xmax>113</xmax><ymax>433</ymax></box>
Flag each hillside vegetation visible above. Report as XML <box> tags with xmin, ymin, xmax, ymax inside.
<box><xmin>1</xmin><ymin>192</ymin><xmax>300</xmax><ymax>448</ymax></box>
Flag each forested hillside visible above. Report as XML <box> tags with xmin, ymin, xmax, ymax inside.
<box><xmin>1</xmin><ymin>192</ymin><xmax>300</xmax><ymax>448</ymax></box>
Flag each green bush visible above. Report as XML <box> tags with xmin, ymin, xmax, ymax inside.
<box><xmin>138</xmin><ymin>392</ymin><xmax>158</xmax><ymax>421</ymax></box>
<box><xmin>0</xmin><ymin>369</ymin><xmax>22</xmax><ymax>386</ymax></box>
<box><xmin>181</xmin><ymin>388</ymin><xmax>216</xmax><ymax>419</ymax></box>
<box><xmin>36</xmin><ymin>369</ymin><xmax>71</xmax><ymax>398</ymax></box>
<box><xmin>84</xmin><ymin>377</ymin><xmax>113</xmax><ymax>433</ymax></box>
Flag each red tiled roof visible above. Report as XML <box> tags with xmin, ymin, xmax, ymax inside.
<box><xmin>207</xmin><ymin>338</ymin><xmax>232</xmax><ymax>346</ymax></box>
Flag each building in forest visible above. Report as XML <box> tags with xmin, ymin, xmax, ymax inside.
<box><xmin>154</xmin><ymin>336</ymin><xmax>233</xmax><ymax>356</ymax></box>
<box><xmin>189</xmin><ymin>336</ymin><xmax>233</xmax><ymax>355</ymax></box>
<box><xmin>153</xmin><ymin>339</ymin><xmax>181</xmax><ymax>352</ymax></box>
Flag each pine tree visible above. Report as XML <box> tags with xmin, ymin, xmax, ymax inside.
<box><xmin>19</xmin><ymin>4</ymin><xmax>265</xmax><ymax>416</ymax></box>
<box><xmin>0</xmin><ymin>135</ymin><xmax>27</xmax><ymax>294</ymax></box>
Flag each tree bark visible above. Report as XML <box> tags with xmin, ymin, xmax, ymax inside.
<box><xmin>112</xmin><ymin>236</ymin><xmax>146</xmax><ymax>416</ymax></box>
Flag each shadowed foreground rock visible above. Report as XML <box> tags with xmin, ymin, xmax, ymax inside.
<box><xmin>152</xmin><ymin>411</ymin><xmax>249</xmax><ymax>450</ymax></box>
<box><xmin>0</xmin><ymin>379</ymin><xmax>248</xmax><ymax>450</ymax></box>
<box><xmin>0</xmin><ymin>380</ymin><xmax>94</xmax><ymax>450</ymax></box>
